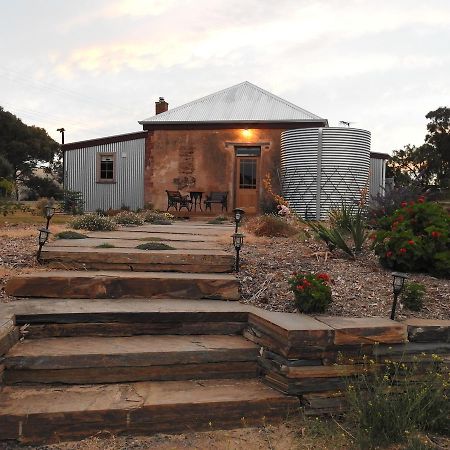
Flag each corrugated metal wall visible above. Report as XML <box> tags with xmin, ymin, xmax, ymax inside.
<box><xmin>65</xmin><ymin>138</ymin><xmax>145</xmax><ymax>212</ymax></box>
<box><xmin>281</xmin><ymin>127</ymin><xmax>371</xmax><ymax>220</ymax></box>
<box><xmin>370</xmin><ymin>157</ymin><xmax>386</xmax><ymax>200</ymax></box>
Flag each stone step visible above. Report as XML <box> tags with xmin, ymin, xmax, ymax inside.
<box><xmin>51</xmin><ymin>238</ymin><xmax>223</xmax><ymax>251</ymax></box>
<box><xmin>10</xmin><ymin>298</ymin><xmax>249</xmax><ymax>338</ymax></box>
<box><xmin>4</xmin><ymin>335</ymin><xmax>259</xmax><ymax>384</ymax></box>
<box><xmin>0</xmin><ymin>379</ymin><xmax>299</xmax><ymax>444</ymax></box>
<box><xmin>5</xmin><ymin>271</ymin><xmax>240</xmax><ymax>300</ymax></box>
<box><xmin>41</xmin><ymin>247</ymin><xmax>234</xmax><ymax>273</ymax></box>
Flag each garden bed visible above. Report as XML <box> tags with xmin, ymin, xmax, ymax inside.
<box><xmin>238</xmin><ymin>233</ymin><xmax>449</xmax><ymax>320</ymax></box>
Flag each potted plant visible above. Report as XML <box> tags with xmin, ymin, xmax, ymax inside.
<box><xmin>288</xmin><ymin>272</ymin><xmax>332</xmax><ymax>313</ymax></box>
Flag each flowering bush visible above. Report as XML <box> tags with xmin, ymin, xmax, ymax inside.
<box><xmin>140</xmin><ymin>210</ymin><xmax>174</xmax><ymax>225</ymax></box>
<box><xmin>372</xmin><ymin>198</ymin><xmax>450</xmax><ymax>277</ymax></box>
<box><xmin>71</xmin><ymin>214</ymin><xmax>117</xmax><ymax>231</ymax></box>
<box><xmin>288</xmin><ymin>272</ymin><xmax>332</xmax><ymax>313</ymax></box>
<box><xmin>114</xmin><ymin>211</ymin><xmax>144</xmax><ymax>226</ymax></box>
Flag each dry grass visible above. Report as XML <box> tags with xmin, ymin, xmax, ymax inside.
<box><xmin>244</xmin><ymin>215</ymin><xmax>302</xmax><ymax>238</ymax></box>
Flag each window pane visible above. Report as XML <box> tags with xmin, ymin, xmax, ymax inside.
<box><xmin>100</xmin><ymin>157</ymin><xmax>114</xmax><ymax>180</ymax></box>
<box><xmin>239</xmin><ymin>159</ymin><xmax>256</xmax><ymax>189</ymax></box>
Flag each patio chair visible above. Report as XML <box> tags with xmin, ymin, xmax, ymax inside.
<box><xmin>166</xmin><ymin>190</ymin><xmax>192</xmax><ymax>211</ymax></box>
<box><xmin>204</xmin><ymin>192</ymin><xmax>228</xmax><ymax>212</ymax></box>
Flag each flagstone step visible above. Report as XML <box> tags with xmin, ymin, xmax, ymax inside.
<box><xmin>0</xmin><ymin>378</ymin><xmax>299</xmax><ymax>443</ymax></box>
<box><xmin>51</xmin><ymin>238</ymin><xmax>223</xmax><ymax>251</ymax></box>
<box><xmin>5</xmin><ymin>271</ymin><xmax>240</xmax><ymax>300</ymax></box>
<box><xmin>9</xmin><ymin>298</ymin><xmax>249</xmax><ymax>338</ymax></box>
<box><xmin>41</xmin><ymin>247</ymin><xmax>234</xmax><ymax>273</ymax></box>
<box><xmin>4</xmin><ymin>335</ymin><xmax>259</xmax><ymax>384</ymax></box>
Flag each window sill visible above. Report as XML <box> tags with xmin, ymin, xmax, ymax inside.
<box><xmin>96</xmin><ymin>180</ymin><xmax>116</xmax><ymax>184</ymax></box>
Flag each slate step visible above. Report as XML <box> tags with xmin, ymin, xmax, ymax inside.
<box><xmin>5</xmin><ymin>271</ymin><xmax>240</xmax><ymax>300</ymax></box>
<box><xmin>40</xmin><ymin>247</ymin><xmax>234</xmax><ymax>273</ymax></box>
<box><xmin>4</xmin><ymin>335</ymin><xmax>259</xmax><ymax>384</ymax></box>
<box><xmin>0</xmin><ymin>379</ymin><xmax>299</xmax><ymax>443</ymax></box>
<box><xmin>11</xmin><ymin>298</ymin><xmax>249</xmax><ymax>338</ymax></box>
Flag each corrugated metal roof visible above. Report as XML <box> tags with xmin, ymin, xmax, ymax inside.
<box><xmin>139</xmin><ymin>81</ymin><xmax>326</xmax><ymax>124</ymax></box>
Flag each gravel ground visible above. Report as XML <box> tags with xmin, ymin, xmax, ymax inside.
<box><xmin>238</xmin><ymin>234</ymin><xmax>449</xmax><ymax>320</ymax></box>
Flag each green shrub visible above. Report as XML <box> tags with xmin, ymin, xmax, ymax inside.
<box><xmin>61</xmin><ymin>190</ymin><xmax>84</xmax><ymax>215</ymax></box>
<box><xmin>136</xmin><ymin>242</ymin><xmax>175</xmax><ymax>250</ymax></box>
<box><xmin>71</xmin><ymin>214</ymin><xmax>116</xmax><ymax>231</ymax></box>
<box><xmin>401</xmin><ymin>282</ymin><xmax>426</xmax><ymax>311</ymax></box>
<box><xmin>288</xmin><ymin>272</ymin><xmax>332</xmax><ymax>313</ymax></box>
<box><xmin>207</xmin><ymin>215</ymin><xmax>228</xmax><ymax>224</ymax></box>
<box><xmin>55</xmin><ymin>231</ymin><xmax>87</xmax><ymax>239</ymax></box>
<box><xmin>346</xmin><ymin>356</ymin><xmax>449</xmax><ymax>449</ymax></box>
<box><xmin>114</xmin><ymin>211</ymin><xmax>144</xmax><ymax>226</ymax></box>
<box><xmin>245</xmin><ymin>214</ymin><xmax>298</xmax><ymax>237</ymax></box>
<box><xmin>372</xmin><ymin>198</ymin><xmax>450</xmax><ymax>277</ymax></box>
<box><xmin>307</xmin><ymin>203</ymin><xmax>368</xmax><ymax>259</ymax></box>
<box><xmin>95</xmin><ymin>243</ymin><xmax>115</xmax><ymax>248</ymax></box>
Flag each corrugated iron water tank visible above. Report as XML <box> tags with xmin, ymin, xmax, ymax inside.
<box><xmin>280</xmin><ymin>127</ymin><xmax>371</xmax><ymax>220</ymax></box>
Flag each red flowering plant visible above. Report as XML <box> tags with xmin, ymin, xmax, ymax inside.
<box><xmin>372</xmin><ymin>198</ymin><xmax>450</xmax><ymax>277</ymax></box>
<box><xmin>288</xmin><ymin>272</ymin><xmax>332</xmax><ymax>313</ymax></box>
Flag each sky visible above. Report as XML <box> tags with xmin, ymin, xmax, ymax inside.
<box><xmin>1</xmin><ymin>0</ymin><xmax>449</xmax><ymax>154</ymax></box>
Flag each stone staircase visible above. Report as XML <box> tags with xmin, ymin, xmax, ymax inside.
<box><xmin>0</xmin><ymin>223</ymin><xmax>298</xmax><ymax>444</ymax></box>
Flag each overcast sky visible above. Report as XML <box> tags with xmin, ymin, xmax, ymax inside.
<box><xmin>1</xmin><ymin>0</ymin><xmax>449</xmax><ymax>153</ymax></box>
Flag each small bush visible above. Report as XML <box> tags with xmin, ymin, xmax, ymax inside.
<box><xmin>207</xmin><ymin>215</ymin><xmax>228</xmax><ymax>224</ymax></box>
<box><xmin>401</xmin><ymin>282</ymin><xmax>426</xmax><ymax>311</ymax></box>
<box><xmin>95</xmin><ymin>243</ymin><xmax>115</xmax><ymax>248</ymax></box>
<box><xmin>372</xmin><ymin>198</ymin><xmax>450</xmax><ymax>276</ymax></box>
<box><xmin>61</xmin><ymin>190</ymin><xmax>84</xmax><ymax>215</ymax></box>
<box><xmin>246</xmin><ymin>214</ymin><xmax>298</xmax><ymax>237</ymax></box>
<box><xmin>141</xmin><ymin>210</ymin><xmax>174</xmax><ymax>225</ymax></box>
<box><xmin>55</xmin><ymin>231</ymin><xmax>87</xmax><ymax>239</ymax></box>
<box><xmin>136</xmin><ymin>242</ymin><xmax>175</xmax><ymax>250</ymax></box>
<box><xmin>71</xmin><ymin>214</ymin><xmax>116</xmax><ymax>231</ymax></box>
<box><xmin>288</xmin><ymin>272</ymin><xmax>332</xmax><ymax>313</ymax></box>
<box><xmin>346</xmin><ymin>356</ymin><xmax>449</xmax><ymax>449</ymax></box>
<box><xmin>307</xmin><ymin>203</ymin><xmax>368</xmax><ymax>259</ymax></box>
<box><xmin>114</xmin><ymin>211</ymin><xmax>144</xmax><ymax>226</ymax></box>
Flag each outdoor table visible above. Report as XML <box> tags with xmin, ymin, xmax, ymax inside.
<box><xmin>189</xmin><ymin>191</ymin><xmax>204</xmax><ymax>211</ymax></box>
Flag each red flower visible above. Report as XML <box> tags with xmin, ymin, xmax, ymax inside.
<box><xmin>399</xmin><ymin>248</ymin><xmax>407</xmax><ymax>254</ymax></box>
<box><xmin>408</xmin><ymin>240</ymin><xmax>415</xmax><ymax>245</ymax></box>
<box><xmin>317</xmin><ymin>273</ymin><xmax>330</xmax><ymax>282</ymax></box>
<box><xmin>398</xmin><ymin>215</ymin><xmax>404</xmax><ymax>221</ymax></box>
<box><xmin>401</xmin><ymin>201</ymin><xmax>408</xmax><ymax>207</ymax></box>
<box><xmin>409</xmin><ymin>201</ymin><xmax>415</xmax><ymax>206</ymax></box>
<box><xmin>296</xmin><ymin>285</ymin><xmax>304</xmax><ymax>291</ymax></box>
<box><xmin>431</xmin><ymin>231</ymin><xmax>441</xmax><ymax>238</ymax></box>
<box><xmin>386</xmin><ymin>251</ymin><xmax>393</xmax><ymax>258</ymax></box>
<box><xmin>418</xmin><ymin>196</ymin><xmax>425</xmax><ymax>203</ymax></box>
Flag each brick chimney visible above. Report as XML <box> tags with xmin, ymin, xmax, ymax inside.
<box><xmin>155</xmin><ymin>97</ymin><xmax>168</xmax><ymax>115</ymax></box>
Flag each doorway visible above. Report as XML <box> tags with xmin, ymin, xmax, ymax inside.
<box><xmin>235</xmin><ymin>147</ymin><xmax>260</xmax><ymax>214</ymax></box>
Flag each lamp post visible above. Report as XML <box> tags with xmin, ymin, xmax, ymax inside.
<box><xmin>232</xmin><ymin>208</ymin><xmax>245</xmax><ymax>233</ymax></box>
<box><xmin>390</xmin><ymin>272</ymin><xmax>408</xmax><ymax>320</ymax></box>
<box><xmin>44</xmin><ymin>204</ymin><xmax>55</xmax><ymax>229</ymax></box>
<box><xmin>232</xmin><ymin>232</ymin><xmax>244</xmax><ymax>272</ymax></box>
<box><xmin>37</xmin><ymin>228</ymin><xmax>51</xmax><ymax>263</ymax></box>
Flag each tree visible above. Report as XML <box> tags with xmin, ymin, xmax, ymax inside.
<box><xmin>0</xmin><ymin>107</ymin><xmax>59</xmax><ymax>198</ymax></box>
<box><xmin>425</xmin><ymin>107</ymin><xmax>450</xmax><ymax>188</ymax></box>
<box><xmin>24</xmin><ymin>175</ymin><xmax>62</xmax><ymax>200</ymax></box>
<box><xmin>388</xmin><ymin>106</ymin><xmax>450</xmax><ymax>190</ymax></box>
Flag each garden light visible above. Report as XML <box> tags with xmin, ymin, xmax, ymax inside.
<box><xmin>37</xmin><ymin>228</ymin><xmax>51</xmax><ymax>263</ymax></box>
<box><xmin>232</xmin><ymin>232</ymin><xmax>244</xmax><ymax>272</ymax></box>
<box><xmin>390</xmin><ymin>271</ymin><xmax>408</xmax><ymax>320</ymax></box>
<box><xmin>232</xmin><ymin>208</ymin><xmax>245</xmax><ymax>233</ymax></box>
<box><xmin>44</xmin><ymin>204</ymin><xmax>55</xmax><ymax>229</ymax></box>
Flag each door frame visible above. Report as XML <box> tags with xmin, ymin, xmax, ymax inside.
<box><xmin>233</xmin><ymin>146</ymin><xmax>261</xmax><ymax>213</ymax></box>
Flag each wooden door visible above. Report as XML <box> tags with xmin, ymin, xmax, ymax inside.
<box><xmin>235</xmin><ymin>157</ymin><xmax>259</xmax><ymax>213</ymax></box>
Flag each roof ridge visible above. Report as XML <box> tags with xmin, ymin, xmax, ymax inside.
<box><xmin>139</xmin><ymin>81</ymin><xmax>326</xmax><ymax>124</ymax></box>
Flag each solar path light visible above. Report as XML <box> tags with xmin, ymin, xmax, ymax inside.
<box><xmin>232</xmin><ymin>208</ymin><xmax>245</xmax><ymax>233</ymax></box>
<box><xmin>390</xmin><ymin>272</ymin><xmax>408</xmax><ymax>320</ymax></box>
<box><xmin>232</xmin><ymin>232</ymin><xmax>244</xmax><ymax>273</ymax></box>
<box><xmin>37</xmin><ymin>228</ymin><xmax>51</xmax><ymax>263</ymax></box>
